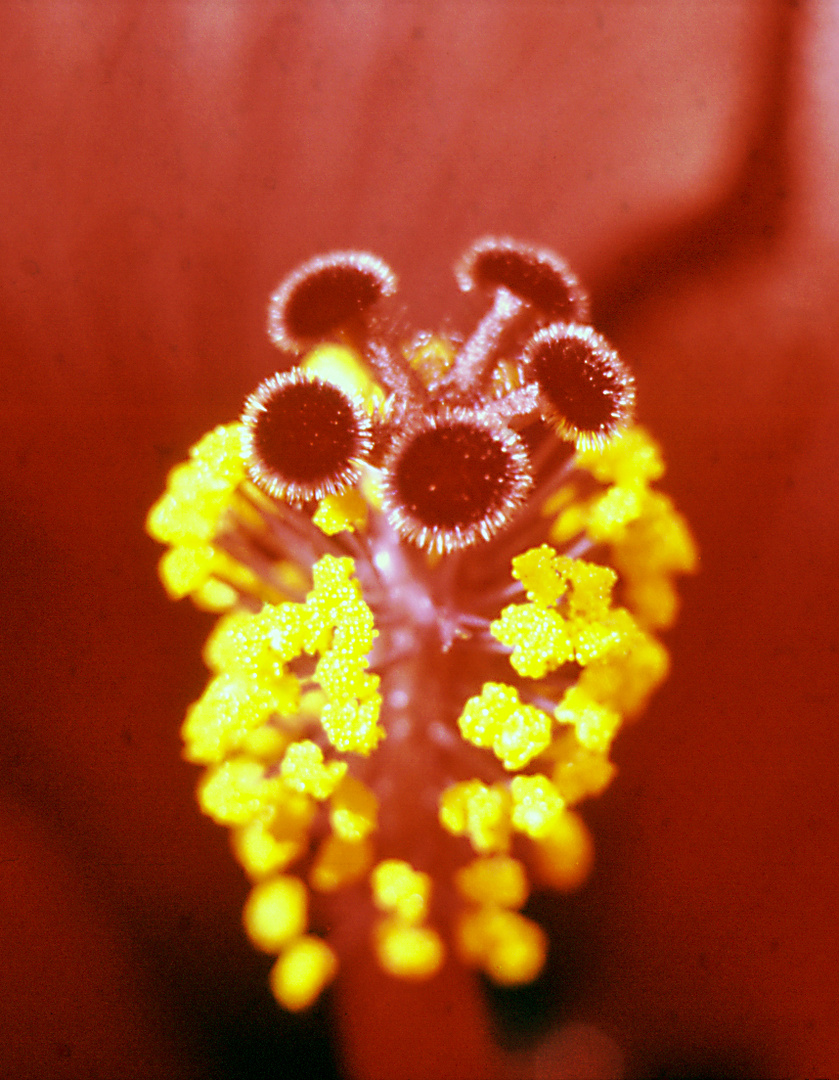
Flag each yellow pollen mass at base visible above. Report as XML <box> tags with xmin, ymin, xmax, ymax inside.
<box><xmin>529</xmin><ymin>809</ymin><xmax>594</xmax><ymax>892</ymax></box>
<box><xmin>554</xmin><ymin>687</ymin><xmax>622</xmax><ymax>754</ymax></box>
<box><xmin>309</xmin><ymin>834</ymin><xmax>373</xmax><ymax>892</ymax></box>
<box><xmin>510</xmin><ymin>774</ymin><xmax>565</xmax><ymax>838</ymax></box>
<box><xmin>455</xmin><ymin>856</ymin><xmax>528</xmax><ymax>909</ymax></box>
<box><xmin>329</xmin><ymin>775</ymin><xmax>378</xmax><ymax>841</ymax></box>
<box><xmin>233</xmin><ymin>796</ymin><xmax>315</xmax><ymax>877</ymax></box>
<box><xmin>198</xmin><ymin>758</ymin><xmax>284</xmax><ymax>826</ymax></box>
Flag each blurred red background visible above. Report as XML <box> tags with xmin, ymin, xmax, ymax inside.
<box><xmin>2</xmin><ymin>2</ymin><xmax>837</xmax><ymax>1078</ymax></box>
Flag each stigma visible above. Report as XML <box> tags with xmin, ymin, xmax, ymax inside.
<box><xmin>147</xmin><ymin>239</ymin><xmax>697</xmax><ymax>1010</ymax></box>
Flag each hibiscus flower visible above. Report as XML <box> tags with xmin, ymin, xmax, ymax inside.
<box><xmin>2</xmin><ymin>3</ymin><xmax>837</xmax><ymax>1079</ymax></box>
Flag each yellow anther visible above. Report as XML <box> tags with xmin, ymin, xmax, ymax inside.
<box><xmin>587</xmin><ymin>484</ymin><xmax>643</xmax><ymax>542</ymax></box>
<box><xmin>280</xmin><ymin>741</ymin><xmax>347</xmax><ymax>800</ymax></box>
<box><xmin>303</xmin><ymin>342</ymin><xmax>385</xmax><ymax>411</ymax></box>
<box><xmin>146</xmin><ymin>424</ymin><xmax>247</xmax><ymax>549</ymax></box>
<box><xmin>315</xmin><ymin>651</ymin><xmax>379</xmax><ymax>702</ymax></box>
<box><xmin>575</xmin><ymin>424</ymin><xmax>664</xmax><ymax>487</ymax></box>
<box><xmin>319</xmin><ymin>696</ymin><xmax>384</xmax><ymax>755</ymax></box>
<box><xmin>182</xmin><ymin>674</ymin><xmax>280</xmax><ymax>764</ymax></box>
<box><xmin>310</xmin><ymin>554</ymin><xmax>359</xmax><ymax>604</ymax></box>
<box><xmin>239</xmin><ymin>723</ymin><xmax>289</xmax><ymax>762</ymax></box>
<box><xmin>243</xmin><ymin>876</ymin><xmax>308</xmax><ymax>952</ymax></box>
<box><xmin>203</xmin><ymin>611</ymin><xmax>252</xmax><ymax>671</ymax></box>
<box><xmin>313</xmin><ymin>489</ymin><xmax>369</xmax><ymax>535</ymax></box>
<box><xmin>613</xmin><ymin>491</ymin><xmax>699</xmax><ymax>629</ymax></box>
<box><xmin>204</xmin><ymin>605</ymin><xmax>305</xmax><ymax>675</ymax></box>
<box><xmin>191</xmin><ymin>577</ymin><xmax>239</xmax><ymax>612</ymax></box>
<box><xmin>551</xmin><ymin>745</ymin><xmax>616</xmax><ymax>805</ymax></box>
<box><xmin>439</xmin><ymin>780</ymin><xmax>512</xmax><ymax>854</ymax></box>
<box><xmin>510</xmin><ymin>544</ymin><xmax>568</xmax><ymax>606</ymax></box>
<box><xmin>260</xmin><ymin>603</ymin><xmax>311</xmax><ymax>663</ymax></box>
<box><xmin>329</xmin><ymin>600</ymin><xmax>378</xmax><ymax>654</ymax></box>
<box><xmin>407</xmin><ymin>333</ymin><xmax>456</xmax><ymax>382</ymax></box>
<box><xmin>528</xmin><ymin>810</ymin><xmax>594</xmax><ymax>892</ymax></box>
<box><xmin>233</xmin><ymin>793</ymin><xmax>315</xmax><ymax>878</ymax></box>
<box><xmin>198</xmin><ymin>758</ymin><xmax>283</xmax><ymax>826</ymax></box>
<box><xmin>510</xmin><ymin>774</ymin><xmax>565</xmax><ymax>838</ymax></box>
<box><xmin>189</xmin><ymin>423</ymin><xmax>249</xmax><ymax>478</ymax></box>
<box><xmin>490</xmin><ymin>604</ymin><xmax>574</xmax><ymax>679</ymax></box>
<box><xmin>298</xmin><ymin>560</ymin><xmax>382</xmax><ymax>761</ymax></box>
<box><xmin>158</xmin><ymin>544</ymin><xmax>216</xmax><ymax>599</ymax></box>
<box><xmin>458</xmin><ymin>683</ymin><xmax>552</xmax><ymax>770</ymax></box>
<box><xmin>572</xmin><ymin>607</ymin><xmax>638</xmax><ymax>666</ymax></box>
<box><xmin>371</xmin><ymin>860</ymin><xmax>431</xmax><ymax>923</ymax></box>
<box><xmin>374</xmin><ymin>918</ymin><xmax>445</xmax><ymax>980</ymax></box>
<box><xmin>236</xmin><ymin>821</ymin><xmax>296</xmax><ymax>878</ymax></box>
<box><xmin>554</xmin><ymin>687</ymin><xmax>621</xmax><ymax>754</ymax></box>
<box><xmin>455</xmin><ymin>856</ymin><xmax>528</xmax><ymax>909</ymax></box>
<box><xmin>269</xmin><ymin>936</ymin><xmax>337</xmax><ymax>1012</ymax></box>
<box><xmin>309</xmin><ymin>834</ymin><xmax>373</xmax><ymax>892</ymax></box>
<box><xmin>146</xmin><ymin>491</ymin><xmax>215</xmax><ymax>546</ymax></box>
<box><xmin>546</xmin><ymin>492</ymin><xmax>590</xmax><ymax>547</ymax></box>
<box><xmin>564</xmin><ymin>558</ymin><xmax>617</xmax><ymax>620</ymax></box>
<box><xmin>577</xmin><ymin>635</ymin><xmax>669</xmax><ymax>717</ymax></box>
<box><xmin>329</xmin><ymin>775</ymin><xmax>378</xmax><ymax>841</ymax></box>
<box><xmin>624</xmin><ymin>575</ymin><xmax>680</xmax><ymax>633</ymax></box>
<box><xmin>456</xmin><ymin>907</ymin><xmax>547</xmax><ymax>986</ymax></box>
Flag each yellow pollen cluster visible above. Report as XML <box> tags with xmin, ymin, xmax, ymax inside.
<box><xmin>146</xmin><ymin>424</ymin><xmax>265</xmax><ymax>611</ymax></box>
<box><xmin>458</xmin><ymin>683</ymin><xmax>553</xmax><ymax>770</ymax></box>
<box><xmin>490</xmin><ymin>546</ymin><xmax>640</xmax><ymax>680</ymax></box>
<box><xmin>174</xmin><ymin>552</ymin><xmax>382</xmax><ymax>1009</ymax></box>
<box><xmin>439</xmin><ymin>780</ymin><xmax>513</xmax><ymax>854</ymax></box>
<box><xmin>370</xmin><ymin>859</ymin><xmax>444</xmax><ymax>979</ymax></box>
<box><xmin>453</xmin><ymin>854</ymin><xmax>544</xmax><ymax>985</ymax></box>
<box><xmin>240</xmin><ymin>873</ymin><xmax>338</xmax><ymax>1010</ymax></box>
<box><xmin>434</xmin><ymin>541</ymin><xmax>670</xmax><ymax>974</ymax></box>
<box><xmin>312</xmin><ymin>488</ymin><xmax>369</xmax><ymax>536</ymax></box>
<box><xmin>547</xmin><ymin>426</ymin><xmax>698</xmax><ymax>629</ymax></box>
